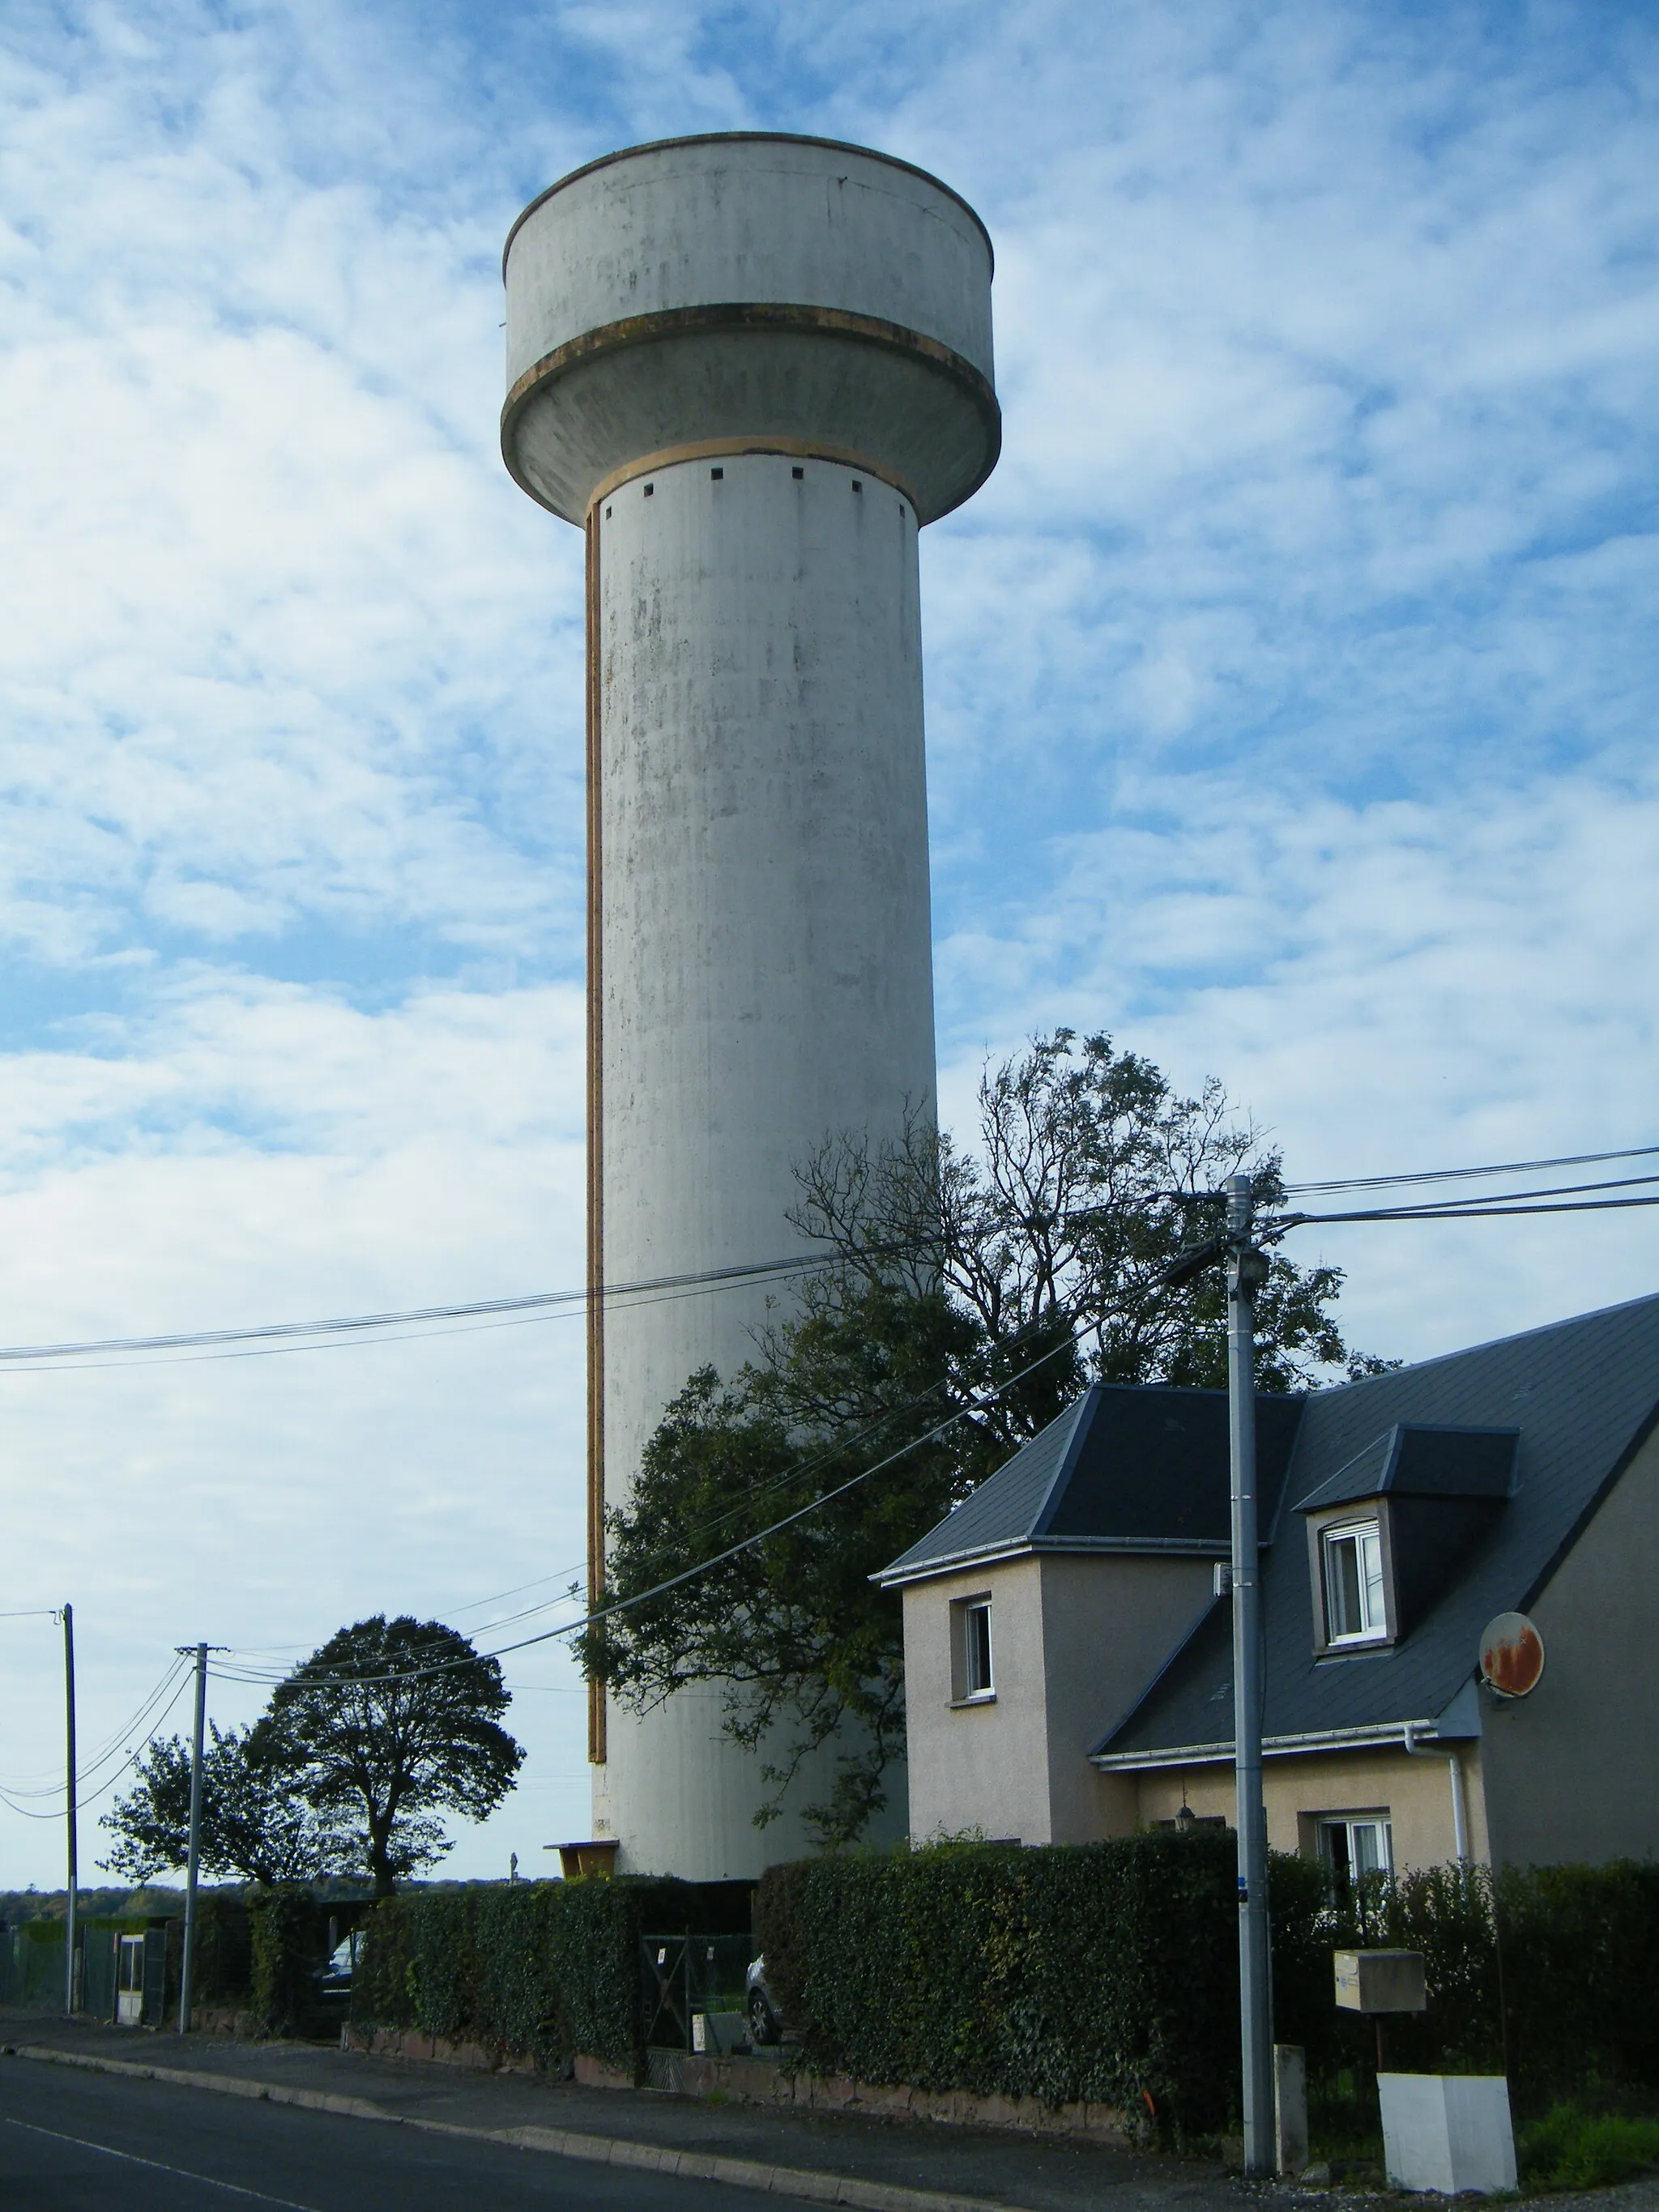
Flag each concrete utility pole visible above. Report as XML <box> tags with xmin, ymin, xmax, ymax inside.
<box><xmin>177</xmin><ymin>1642</ymin><xmax>210</xmax><ymax>2033</ymax></box>
<box><xmin>1225</xmin><ymin>1174</ymin><xmax>1273</xmax><ymax>2175</ymax></box>
<box><xmin>500</xmin><ymin>133</ymin><xmax>1000</xmax><ymax>1877</ymax></box>
<box><xmin>62</xmin><ymin>1601</ymin><xmax>77</xmax><ymax>2018</ymax></box>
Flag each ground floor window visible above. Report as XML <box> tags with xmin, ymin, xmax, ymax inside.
<box><xmin>1317</xmin><ymin>1812</ymin><xmax>1393</xmax><ymax>1882</ymax></box>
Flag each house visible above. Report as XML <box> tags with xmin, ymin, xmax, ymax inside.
<box><xmin>876</xmin><ymin>1291</ymin><xmax>1659</xmax><ymax>1874</ymax></box>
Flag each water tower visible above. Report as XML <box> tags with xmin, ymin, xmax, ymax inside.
<box><xmin>502</xmin><ymin>133</ymin><xmax>999</xmax><ymax>1877</ymax></box>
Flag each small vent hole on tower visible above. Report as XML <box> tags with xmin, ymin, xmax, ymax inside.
<box><xmin>791</xmin><ymin>465</ymin><xmax>804</xmax><ymax>479</ymax></box>
<box><xmin>710</xmin><ymin>467</ymin><xmax>723</xmax><ymax>480</ymax></box>
<box><xmin>644</xmin><ymin>482</ymin><xmax>654</xmax><ymax>497</ymax></box>
<box><xmin>605</xmin><ymin>505</ymin><xmax>612</xmax><ymax>519</ymax></box>
<box><xmin>852</xmin><ymin>479</ymin><xmax>863</xmax><ymax>493</ymax></box>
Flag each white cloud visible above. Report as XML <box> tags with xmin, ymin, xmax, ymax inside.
<box><xmin>2</xmin><ymin>0</ymin><xmax>1657</xmax><ymax>1882</ymax></box>
<box><xmin>0</xmin><ymin>977</ymin><xmax>592</xmax><ymax>1877</ymax></box>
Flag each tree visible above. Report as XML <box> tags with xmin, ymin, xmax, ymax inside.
<box><xmin>583</xmin><ymin>1029</ymin><xmax>1390</xmax><ymax>1846</ymax></box>
<box><xmin>256</xmin><ymin>1616</ymin><xmax>524</xmax><ymax>1897</ymax></box>
<box><xmin>100</xmin><ymin>1723</ymin><xmax>339</xmax><ymax>1887</ymax></box>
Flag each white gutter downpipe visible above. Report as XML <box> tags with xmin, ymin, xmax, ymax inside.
<box><xmin>1403</xmin><ymin>1721</ymin><xmax>1469</xmax><ymax>1865</ymax></box>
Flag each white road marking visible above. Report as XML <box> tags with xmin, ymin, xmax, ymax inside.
<box><xmin>2</xmin><ymin>2113</ymin><xmax>323</xmax><ymax>2208</ymax></box>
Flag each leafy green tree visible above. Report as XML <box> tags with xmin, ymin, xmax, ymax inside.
<box><xmin>256</xmin><ymin>1616</ymin><xmax>524</xmax><ymax>1897</ymax></box>
<box><xmin>584</xmin><ymin>1029</ymin><xmax>1389</xmax><ymax>1846</ymax></box>
<box><xmin>100</xmin><ymin>1723</ymin><xmax>338</xmax><ymax>1886</ymax></box>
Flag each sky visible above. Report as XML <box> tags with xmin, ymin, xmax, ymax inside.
<box><xmin>1</xmin><ymin>0</ymin><xmax>1655</xmax><ymax>1886</ymax></box>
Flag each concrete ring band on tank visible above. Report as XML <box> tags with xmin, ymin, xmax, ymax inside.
<box><xmin>498</xmin><ymin>300</ymin><xmax>1003</xmax><ymax>522</ymax></box>
<box><xmin>583</xmin><ymin>439</ymin><xmax>916</xmax><ymax>519</ymax></box>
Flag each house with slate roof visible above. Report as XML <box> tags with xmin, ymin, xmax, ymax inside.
<box><xmin>876</xmin><ymin>1292</ymin><xmax>1659</xmax><ymax>1874</ymax></box>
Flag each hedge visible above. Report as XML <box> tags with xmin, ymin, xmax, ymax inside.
<box><xmin>758</xmin><ymin>1831</ymin><xmax>1243</xmax><ymax>2135</ymax></box>
<box><xmin>190</xmin><ymin>1891</ymin><xmax>254</xmax><ymax>2011</ymax></box>
<box><xmin>249</xmin><ymin>1888</ymin><xmax>336</xmax><ymax>2035</ymax></box>
<box><xmin>757</xmin><ymin>1841</ymin><xmax>1659</xmax><ymax>2137</ymax></box>
<box><xmin>1283</xmin><ymin>1860</ymin><xmax>1659</xmax><ymax>2098</ymax></box>
<box><xmin>351</xmin><ymin>1877</ymin><xmax>705</xmax><ymax>2077</ymax></box>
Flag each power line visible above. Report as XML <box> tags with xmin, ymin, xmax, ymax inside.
<box><xmin>215</xmin><ymin>1366</ymin><xmax>954</xmax><ymax>1669</ymax></box>
<box><xmin>0</xmin><ymin>1252</ymin><xmax>834</xmax><ymax>1370</ymax></box>
<box><xmin>0</xmin><ymin>1657</ymin><xmax>192</xmax><ymax>1796</ymax></box>
<box><xmin>213</xmin><ymin>1364</ymin><xmax>979</xmax><ymax>1684</ymax></box>
<box><xmin>1282</xmin><ymin>1141</ymin><xmax>1659</xmax><ymax>1198</ymax></box>
<box><xmin>1291</xmin><ymin>1191</ymin><xmax>1659</xmax><ymax>1225</ymax></box>
<box><xmin>0</xmin><ymin>1669</ymin><xmax>194</xmax><ymax>1821</ymax></box>
<box><xmin>4</xmin><ymin>1139</ymin><xmax>1651</xmax><ymax>1375</ymax></box>
<box><xmin>206</xmin><ymin>1318</ymin><xmax>1096</xmax><ymax>1696</ymax></box>
<box><xmin>188</xmin><ymin>1178</ymin><xmax>1659</xmax><ymax>1696</ymax></box>
<box><xmin>14</xmin><ymin>1161</ymin><xmax>1651</xmax><ymax>1720</ymax></box>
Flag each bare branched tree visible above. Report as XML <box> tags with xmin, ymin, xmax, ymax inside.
<box><xmin>584</xmin><ymin>1030</ymin><xmax>1388</xmax><ymax>1845</ymax></box>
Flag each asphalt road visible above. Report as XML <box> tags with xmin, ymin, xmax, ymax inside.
<box><xmin>0</xmin><ymin>2059</ymin><xmax>778</xmax><ymax>2212</ymax></box>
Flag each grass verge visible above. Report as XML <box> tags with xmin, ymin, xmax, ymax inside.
<box><xmin>1520</xmin><ymin>2103</ymin><xmax>1659</xmax><ymax>2193</ymax></box>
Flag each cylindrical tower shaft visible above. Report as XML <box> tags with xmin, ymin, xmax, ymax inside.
<box><xmin>503</xmin><ymin>133</ymin><xmax>998</xmax><ymax>1878</ymax></box>
<box><xmin>591</xmin><ymin>451</ymin><xmax>934</xmax><ymax>1872</ymax></box>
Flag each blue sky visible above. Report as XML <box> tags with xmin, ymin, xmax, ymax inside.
<box><xmin>1</xmin><ymin>0</ymin><xmax>1655</xmax><ymax>1882</ymax></box>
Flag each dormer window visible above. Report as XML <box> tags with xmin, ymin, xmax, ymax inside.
<box><xmin>1322</xmin><ymin>1518</ymin><xmax>1386</xmax><ymax>1644</ymax></box>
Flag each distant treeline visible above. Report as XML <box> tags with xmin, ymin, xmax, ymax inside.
<box><xmin>0</xmin><ymin>1874</ymin><xmax>390</xmax><ymax>1924</ymax></box>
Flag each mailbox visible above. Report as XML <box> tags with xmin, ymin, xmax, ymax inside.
<box><xmin>1334</xmin><ymin>1949</ymin><xmax>1427</xmax><ymax>2014</ymax></box>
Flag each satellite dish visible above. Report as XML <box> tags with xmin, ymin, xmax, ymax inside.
<box><xmin>1479</xmin><ymin>1612</ymin><xmax>1545</xmax><ymax>1698</ymax></box>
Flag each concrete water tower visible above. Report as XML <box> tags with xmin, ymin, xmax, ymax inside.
<box><xmin>501</xmin><ymin>133</ymin><xmax>999</xmax><ymax>1878</ymax></box>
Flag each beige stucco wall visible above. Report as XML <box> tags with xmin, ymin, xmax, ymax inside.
<box><xmin>902</xmin><ymin>1557</ymin><xmax>1049</xmax><ymax>1843</ymax></box>
<box><xmin>1480</xmin><ymin>1421</ymin><xmax>1659</xmax><ymax>1868</ymax></box>
<box><xmin>900</xmin><ymin>1551</ymin><xmax>1212</xmax><ymax>1843</ymax></box>
<box><xmin>1134</xmin><ymin>1743</ymin><xmax>1490</xmax><ymax>1871</ymax></box>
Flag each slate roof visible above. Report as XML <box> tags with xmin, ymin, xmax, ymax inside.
<box><xmin>1093</xmin><ymin>1290</ymin><xmax>1659</xmax><ymax>1764</ymax></box>
<box><xmin>876</xmin><ymin>1383</ymin><xmax>1305</xmax><ymax>1583</ymax></box>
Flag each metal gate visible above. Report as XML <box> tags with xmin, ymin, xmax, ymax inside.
<box><xmin>116</xmin><ymin>1934</ymin><xmax>144</xmax><ymax>2026</ymax></box>
<box><xmin>640</xmin><ymin>1931</ymin><xmax>755</xmax><ymax>2052</ymax></box>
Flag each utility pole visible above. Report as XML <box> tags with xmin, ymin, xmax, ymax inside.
<box><xmin>178</xmin><ymin>1642</ymin><xmax>209</xmax><ymax>2034</ymax></box>
<box><xmin>1225</xmin><ymin>1173</ymin><xmax>1273</xmax><ymax>2176</ymax></box>
<box><xmin>62</xmin><ymin>1602</ymin><xmax>78</xmax><ymax>2018</ymax></box>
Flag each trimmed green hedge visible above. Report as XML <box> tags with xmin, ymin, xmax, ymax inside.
<box><xmin>1280</xmin><ymin>1860</ymin><xmax>1659</xmax><ymax>2098</ymax></box>
<box><xmin>190</xmin><ymin>1892</ymin><xmax>254</xmax><ymax>2010</ymax></box>
<box><xmin>249</xmin><ymin>1888</ymin><xmax>338</xmax><ymax>2036</ymax></box>
<box><xmin>757</xmin><ymin>1843</ymin><xmax>1659</xmax><ymax>2136</ymax></box>
<box><xmin>352</xmin><ymin>1877</ymin><xmax>702</xmax><ymax>2077</ymax></box>
<box><xmin>758</xmin><ymin>1831</ymin><xmax>1243</xmax><ymax>2135</ymax></box>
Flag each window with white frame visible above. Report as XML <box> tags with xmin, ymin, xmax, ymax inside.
<box><xmin>1321</xmin><ymin>1517</ymin><xmax>1388</xmax><ymax>1644</ymax></box>
<box><xmin>950</xmin><ymin>1594</ymin><xmax>995</xmax><ymax>1701</ymax></box>
<box><xmin>1317</xmin><ymin>1813</ymin><xmax>1393</xmax><ymax>1884</ymax></box>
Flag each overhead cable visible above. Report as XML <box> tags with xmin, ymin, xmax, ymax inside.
<box><xmin>0</xmin><ymin>1251</ymin><xmax>836</xmax><ymax>1372</ymax></box>
<box><xmin>0</xmin><ymin>1656</ymin><xmax>191</xmax><ymax>1797</ymax></box>
<box><xmin>1282</xmin><ymin>1141</ymin><xmax>1659</xmax><ymax>1198</ymax></box>
<box><xmin>1290</xmin><ymin>1191</ymin><xmax>1659</xmax><ymax>1225</ymax></box>
<box><xmin>207</xmin><ymin>1316</ymin><xmax>1099</xmax><ymax>1696</ymax></box>
<box><xmin>0</xmin><ymin>1668</ymin><xmax>193</xmax><ymax>1821</ymax></box>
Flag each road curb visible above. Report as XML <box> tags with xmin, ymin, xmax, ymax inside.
<box><xmin>7</xmin><ymin>2044</ymin><xmax>1016</xmax><ymax>2212</ymax></box>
